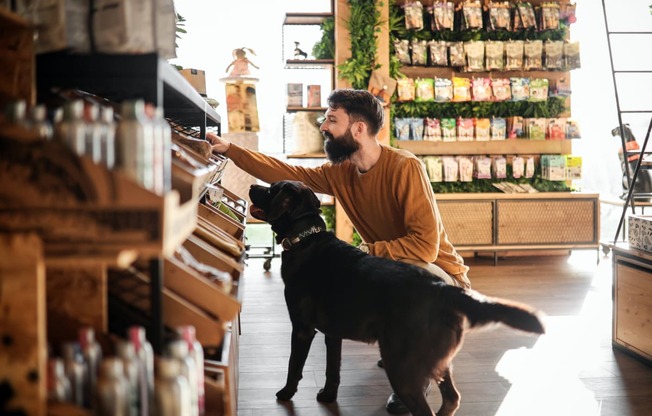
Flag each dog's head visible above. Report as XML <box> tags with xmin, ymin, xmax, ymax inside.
<box><xmin>249</xmin><ymin>181</ymin><xmax>323</xmax><ymax>241</ymax></box>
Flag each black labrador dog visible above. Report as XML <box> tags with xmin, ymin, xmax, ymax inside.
<box><xmin>248</xmin><ymin>180</ymin><xmax>545</xmax><ymax>416</ymax></box>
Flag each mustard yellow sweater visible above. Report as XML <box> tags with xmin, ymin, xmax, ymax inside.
<box><xmin>224</xmin><ymin>143</ymin><xmax>469</xmax><ymax>282</ymax></box>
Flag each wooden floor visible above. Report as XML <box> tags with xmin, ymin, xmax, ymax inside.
<box><xmin>236</xmin><ymin>251</ymin><xmax>652</xmax><ymax>416</ymax></box>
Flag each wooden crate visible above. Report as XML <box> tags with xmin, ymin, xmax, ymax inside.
<box><xmin>0</xmin><ymin>9</ymin><xmax>34</xmax><ymax>108</ymax></box>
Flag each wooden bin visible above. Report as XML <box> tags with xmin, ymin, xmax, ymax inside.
<box><xmin>0</xmin><ymin>9</ymin><xmax>34</xmax><ymax>108</ymax></box>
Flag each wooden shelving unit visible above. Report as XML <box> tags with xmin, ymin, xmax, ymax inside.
<box><xmin>0</xmin><ymin>16</ymin><xmax>245</xmax><ymax>411</ymax></box>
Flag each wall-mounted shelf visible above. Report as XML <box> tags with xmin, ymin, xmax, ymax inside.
<box><xmin>287</xmin><ymin>106</ymin><xmax>327</xmax><ymax>112</ymax></box>
<box><xmin>395</xmin><ymin>139</ymin><xmax>573</xmax><ymax>156</ymax></box>
<box><xmin>36</xmin><ymin>52</ymin><xmax>221</xmax><ymax>136</ymax></box>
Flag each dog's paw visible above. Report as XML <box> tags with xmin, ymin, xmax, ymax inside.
<box><xmin>276</xmin><ymin>386</ymin><xmax>297</xmax><ymax>401</ymax></box>
<box><xmin>316</xmin><ymin>386</ymin><xmax>338</xmax><ymax>403</ymax></box>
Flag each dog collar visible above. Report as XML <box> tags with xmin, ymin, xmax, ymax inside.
<box><xmin>281</xmin><ymin>226</ymin><xmax>324</xmax><ymax>250</ymax></box>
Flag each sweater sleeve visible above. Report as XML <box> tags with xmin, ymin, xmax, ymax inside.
<box><xmin>223</xmin><ymin>143</ymin><xmax>335</xmax><ymax>195</ymax></box>
<box><xmin>369</xmin><ymin>158</ymin><xmax>442</xmax><ymax>263</ymax></box>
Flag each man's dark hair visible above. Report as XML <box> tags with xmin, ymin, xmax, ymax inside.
<box><xmin>327</xmin><ymin>89</ymin><xmax>385</xmax><ymax>135</ymax></box>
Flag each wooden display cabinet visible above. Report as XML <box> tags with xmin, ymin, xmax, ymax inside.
<box><xmin>611</xmin><ymin>244</ymin><xmax>652</xmax><ymax>365</ymax></box>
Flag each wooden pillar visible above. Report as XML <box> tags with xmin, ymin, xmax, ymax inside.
<box><xmin>333</xmin><ymin>0</ymin><xmax>391</xmax><ymax>242</ymax></box>
<box><xmin>0</xmin><ymin>233</ymin><xmax>46</xmax><ymax>416</ymax></box>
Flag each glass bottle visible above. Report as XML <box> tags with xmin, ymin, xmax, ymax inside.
<box><xmin>28</xmin><ymin>104</ymin><xmax>53</xmax><ymax>140</ymax></box>
<box><xmin>47</xmin><ymin>358</ymin><xmax>72</xmax><ymax>403</ymax></box>
<box><xmin>83</xmin><ymin>102</ymin><xmax>102</xmax><ymax>163</ymax></box>
<box><xmin>115</xmin><ymin>340</ymin><xmax>140</xmax><ymax>416</ymax></box>
<box><xmin>128</xmin><ymin>326</ymin><xmax>154</xmax><ymax>415</ymax></box>
<box><xmin>167</xmin><ymin>339</ymin><xmax>199</xmax><ymax>416</ymax></box>
<box><xmin>56</xmin><ymin>100</ymin><xmax>86</xmax><ymax>155</ymax></box>
<box><xmin>177</xmin><ymin>325</ymin><xmax>205</xmax><ymax>415</ymax></box>
<box><xmin>154</xmin><ymin>357</ymin><xmax>192</xmax><ymax>416</ymax></box>
<box><xmin>94</xmin><ymin>358</ymin><xmax>129</xmax><ymax>416</ymax></box>
<box><xmin>61</xmin><ymin>342</ymin><xmax>87</xmax><ymax>407</ymax></box>
<box><xmin>99</xmin><ymin>106</ymin><xmax>116</xmax><ymax>168</ymax></box>
<box><xmin>116</xmin><ymin>100</ymin><xmax>154</xmax><ymax>190</ymax></box>
<box><xmin>79</xmin><ymin>327</ymin><xmax>103</xmax><ymax>408</ymax></box>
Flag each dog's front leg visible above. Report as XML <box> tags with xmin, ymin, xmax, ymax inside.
<box><xmin>277</xmin><ymin>327</ymin><xmax>316</xmax><ymax>401</ymax></box>
<box><xmin>316</xmin><ymin>335</ymin><xmax>341</xmax><ymax>402</ymax></box>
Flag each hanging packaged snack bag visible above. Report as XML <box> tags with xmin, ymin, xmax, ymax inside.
<box><xmin>428</xmin><ymin>40</ymin><xmax>449</xmax><ymax>66</ymax></box>
<box><xmin>443</xmin><ymin>156</ymin><xmax>459</xmax><ymax>182</ymax></box>
<box><xmin>485</xmin><ymin>40</ymin><xmax>505</xmax><ymax>71</ymax></box>
<box><xmin>563</xmin><ymin>42</ymin><xmax>581</xmax><ymax>70</ymax></box>
<box><xmin>529</xmin><ymin>78</ymin><xmax>549</xmax><ymax>102</ymax></box>
<box><xmin>474</xmin><ymin>156</ymin><xmax>493</xmax><ymax>179</ymax></box>
<box><xmin>491</xmin><ymin>117</ymin><xmax>507</xmax><ymax>140</ymax></box>
<box><xmin>394</xmin><ymin>39</ymin><xmax>412</xmax><ymax>65</ymax></box>
<box><xmin>472</xmin><ymin>78</ymin><xmax>493</xmax><ymax>101</ymax></box>
<box><xmin>510</xmin><ymin>78</ymin><xmax>530</xmax><ymax>101</ymax></box>
<box><xmin>452</xmin><ymin>77</ymin><xmax>472</xmax><ymax>102</ymax></box>
<box><xmin>464</xmin><ymin>41</ymin><xmax>485</xmax><ymax>72</ymax></box>
<box><xmin>475</xmin><ymin>118</ymin><xmax>491</xmax><ymax>141</ymax></box>
<box><xmin>512</xmin><ymin>156</ymin><xmax>525</xmax><ymax>179</ymax></box>
<box><xmin>423</xmin><ymin>156</ymin><xmax>443</xmax><ymax>182</ymax></box>
<box><xmin>404</xmin><ymin>1</ymin><xmax>424</xmax><ymax>30</ymax></box>
<box><xmin>461</xmin><ymin>0</ymin><xmax>484</xmax><ymax>30</ymax></box>
<box><xmin>524</xmin><ymin>40</ymin><xmax>543</xmax><ymax>70</ymax></box>
<box><xmin>396</xmin><ymin>78</ymin><xmax>416</xmax><ymax>102</ymax></box>
<box><xmin>424</xmin><ymin>117</ymin><xmax>442</xmax><ymax>141</ymax></box>
<box><xmin>415</xmin><ymin>78</ymin><xmax>435</xmax><ymax>102</ymax></box>
<box><xmin>410</xmin><ymin>118</ymin><xmax>425</xmax><ymax>140</ymax></box>
<box><xmin>441</xmin><ymin>118</ymin><xmax>457</xmax><ymax>141</ymax></box>
<box><xmin>505</xmin><ymin>40</ymin><xmax>524</xmax><ymax>71</ymax></box>
<box><xmin>458</xmin><ymin>156</ymin><xmax>474</xmax><ymax>182</ymax></box>
<box><xmin>457</xmin><ymin>117</ymin><xmax>475</xmax><ymax>141</ymax></box>
<box><xmin>411</xmin><ymin>39</ymin><xmax>428</xmax><ymax>66</ymax></box>
<box><xmin>488</xmin><ymin>1</ymin><xmax>512</xmax><ymax>31</ymax></box>
<box><xmin>434</xmin><ymin>78</ymin><xmax>453</xmax><ymax>102</ymax></box>
<box><xmin>492</xmin><ymin>78</ymin><xmax>512</xmax><ymax>101</ymax></box>
<box><xmin>544</xmin><ymin>40</ymin><xmax>564</xmax><ymax>70</ymax></box>
<box><xmin>449</xmin><ymin>42</ymin><xmax>466</xmax><ymax>67</ymax></box>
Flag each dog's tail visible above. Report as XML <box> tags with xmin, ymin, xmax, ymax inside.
<box><xmin>444</xmin><ymin>286</ymin><xmax>545</xmax><ymax>335</ymax></box>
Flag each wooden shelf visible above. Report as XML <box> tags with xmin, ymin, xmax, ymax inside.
<box><xmin>400</xmin><ymin>66</ymin><xmax>571</xmax><ymax>82</ymax></box>
<box><xmin>286</xmin><ymin>152</ymin><xmax>327</xmax><ymax>159</ymax></box>
<box><xmin>283</xmin><ymin>12</ymin><xmax>333</xmax><ymax>25</ymax></box>
<box><xmin>286</xmin><ymin>106</ymin><xmax>327</xmax><ymax>112</ymax></box>
<box><xmin>395</xmin><ymin>139</ymin><xmax>573</xmax><ymax>155</ymax></box>
<box><xmin>285</xmin><ymin>59</ymin><xmax>334</xmax><ymax>69</ymax></box>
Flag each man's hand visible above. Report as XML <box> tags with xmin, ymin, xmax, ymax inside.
<box><xmin>206</xmin><ymin>132</ymin><xmax>231</xmax><ymax>154</ymax></box>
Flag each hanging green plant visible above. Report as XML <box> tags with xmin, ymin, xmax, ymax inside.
<box><xmin>338</xmin><ymin>0</ymin><xmax>383</xmax><ymax>89</ymax></box>
<box><xmin>312</xmin><ymin>16</ymin><xmax>335</xmax><ymax>60</ymax></box>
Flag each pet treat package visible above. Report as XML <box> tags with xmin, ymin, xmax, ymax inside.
<box><xmin>93</xmin><ymin>0</ymin><xmax>158</xmax><ymax>54</ymax></box>
<box><xmin>566</xmin><ymin>155</ymin><xmax>582</xmax><ymax>179</ymax></box>
<box><xmin>394</xmin><ymin>39</ymin><xmax>412</xmax><ymax>65</ymax></box>
<box><xmin>428</xmin><ymin>40</ymin><xmax>449</xmax><ymax>66</ymax></box>
<box><xmin>441</xmin><ymin>118</ymin><xmax>457</xmax><ymax>141</ymax></box>
<box><xmin>492</xmin><ymin>156</ymin><xmax>507</xmax><ymax>179</ymax></box>
<box><xmin>491</xmin><ymin>117</ymin><xmax>507</xmax><ymax>140</ymax></box>
<box><xmin>564</xmin><ymin>42</ymin><xmax>581</xmax><ymax>70</ymax></box>
<box><xmin>539</xmin><ymin>2</ymin><xmax>560</xmax><ymax>31</ymax></box>
<box><xmin>464</xmin><ymin>41</ymin><xmax>485</xmax><ymax>72</ymax></box>
<box><xmin>492</xmin><ymin>78</ymin><xmax>512</xmax><ymax>102</ymax></box>
<box><xmin>510</xmin><ymin>78</ymin><xmax>530</xmax><ymax>102</ymax></box>
<box><xmin>449</xmin><ymin>42</ymin><xmax>466</xmax><ymax>67</ymax></box>
<box><xmin>458</xmin><ymin>156</ymin><xmax>474</xmax><ymax>182</ymax></box>
<box><xmin>457</xmin><ymin>118</ymin><xmax>475</xmax><ymax>141</ymax></box>
<box><xmin>505</xmin><ymin>40</ymin><xmax>525</xmax><ymax>71</ymax></box>
<box><xmin>394</xmin><ymin>118</ymin><xmax>412</xmax><ymax>141</ymax></box>
<box><xmin>472</xmin><ymin>78</ymin><xmax>493</xmax><ymax>102</ymax></box>
<box><xmin>435</xmin><ymin>78</ymin><xmax>453</xmax><ymax>102</ymax></box>
<box><xmin>404</xmin><ymin>1</ymin><xmax>424</xmax><ymax>30</ymax></box>
<box><xmin>487</xmin><ymin>1</ymin><xmax>512</xmax><ymax>31</ymax></box>
<box><xmin>512</xmin><ymin>156</ymin><xmax>525</xmax><ymax>178</ymax></box>
<box><xmin>423</xmin><ymin>156</ymin><xmax>443</xmax><ymax>182</ymax></box>
<box><xmin>461</xmin><ymin>0</ymin><xmax>483</xmax><ymax>30</ymax></box>
<box><xmin>474</xmin><ymin>156</ymin><xmax>492</xmax><ymax>179</ymax></box>
<box><xmin>566</xmin><ymin>119</ymin><xmax>582</xmax><ymax>139</ymax></box>
<box><xmin>396</xmin><ymin>78</ymin><xmax>416</xmax><ymax>102</ymax></box>
<box><xmin>514</xmin><ymin>2</ymin><xmax>537</xmax><ymax>30</ymax></box>
<box><xmin>525</xmin><ymin>156</ymin><xmax>535</xmax><ymax>178</ymax></box>
<box><xmin>415</xmin><ymin>78</ymin><xmax>435</xmax><ymax>102</ymax></box>
<box><xmin>410</xmin><ymin>118</ymin><xmax>425</xmax><ymax>140</ymax></box>
<box><xmin>524</xmin><ymin>40</ymin><xmax>544</xmax><ymax>71</ymax></box>
<box><xmin>442</xmin><ymin>156</ymin><xmax>459</xmax><ymax>182</ymax></box>
<box><xmin>475</xmin><ymin>118</ymin><xmax>491</xmax><ymax>141</ymax></box>
<box><xmin>424</xmin><ymin>117</ymin><xmax>442</xmax><ymax>141</ymax></box>
<box><xmin>547</xmin><ymin>118</ymin><xmax>566</xmax><ymax>140</ymax></box>
<box><xmin>452</xmin><ymin>77</ymin><xmax>472</xmax><ymax>102</ymax></box>
<box><xmin>529</xmin><ymin>78</ymin><xmax>549</xmax><ymax>102</ymax></box>
<box><xmin>541</xmin><ymin>154</ymin><xmax>567</xmax><ymax>181</ymax></box>
<box><xmin>430</xmin><ymin>1</ymin><xmax>454</xmax><ymax>31</ymax></box>
<box><xmin>507</xmin><ymin>116</ymin><xmax>525</xmax><ymax>139</ymax></box>
<box><xmin>485</xmin><ymin>41</ymin><xmax>505</xmax><ymax>71</ymax></box>
<box><xmin>411</xmin><ymin>39</ymin><xmax>428</xmax><ymax>66</ymax></box>
<box><xmin>24</xmin><ymin>0</ymin><xmax>90</xmax><ymax>53</ymax></box>
<box><xmin>544</xmin><ymin>40</ymin><xmax>564</xmax><ymax>70</ymax></box>
<box><xmin>527</xmin><ymin>118</ymin><xmax>547</xmax><ymax>140</ymax></box>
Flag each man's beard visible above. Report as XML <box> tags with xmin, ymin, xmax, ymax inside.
<box><xmin>323</xmin><ymin>128</ymin><xmax>360</xmax><ymax>164</ymax></box>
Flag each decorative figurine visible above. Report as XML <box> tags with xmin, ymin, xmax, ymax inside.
<box><xmin>293</xmin><ymin>41</ymin><xmax>308</xmax><ymax>60</ymax></box>
<box><xmin>225</xmin><ymin>47</ymin><xmax>259</xmax><ymax>77</ymax></box>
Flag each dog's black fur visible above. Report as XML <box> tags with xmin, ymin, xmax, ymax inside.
<box><xmin>249</xmin><ymin>180</ymin><xmax>545</xmax><ymax>416</ymax></box>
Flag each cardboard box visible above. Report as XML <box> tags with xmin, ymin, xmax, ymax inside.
<box><xmin>628</xmin><ymin>215</ymin><xmax>652</xmax><ymax>252</ymax></box>
<box><xmin>180</xmin><ymin>68</ymin><xmax>207</xmax><ymax>96</ymax></box>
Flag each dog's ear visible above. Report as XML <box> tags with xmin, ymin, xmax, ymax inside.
<box><xmin>266</xmin><ymin>188</ymin><xmax>293</xmax><ymax>222</ymax></box>
<box><xmin>287</xmin><ymin>186</ymin><xmax>321</xmax><ymax>220</ymax></box>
